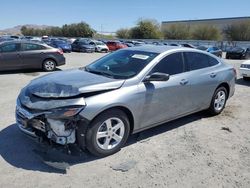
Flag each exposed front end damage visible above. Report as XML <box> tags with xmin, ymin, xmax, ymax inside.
<box><xmin>16</xmin><ymin>97</ymin><xmax>85</xmax><ymax>145</ymax></box>
<box><xmin>15</xmin><ymin>81</ymin><xmax>89</xmax><ymax>146</ymax></box>
<box><xmin>15</xmin><ymin>68</ymin><xmax>125</xmax><ymax>147</ymax></box>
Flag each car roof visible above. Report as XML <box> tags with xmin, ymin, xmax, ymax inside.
<box><xmin>124</xmin><ymin>45</ymin><xmax>184</xmax><ymax>53</ymax></box>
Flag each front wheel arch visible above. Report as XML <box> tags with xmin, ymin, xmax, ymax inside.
<box><xmin>88</xmin><ymin>106</ymin><xmax>135</xmax><ymax>134</ymax></box>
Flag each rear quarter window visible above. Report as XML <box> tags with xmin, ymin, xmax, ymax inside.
<box><xmin>208</xmin><ymin>56</ymin><xmax>220</xmax><ymax>66</ymax></box>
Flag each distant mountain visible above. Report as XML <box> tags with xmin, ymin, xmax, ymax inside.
<box><xmin>0</xmin><ymin>24</ymin><xmax>52</xmax><ymax>35</ymax></box>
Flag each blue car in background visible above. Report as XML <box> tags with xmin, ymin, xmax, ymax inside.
<box><xmin>207</xmin><ymin>47</ymin><xmax>222</xmax><ymax>57</ymax></box>
<box><xmin>50</xmin><ymin>39</ymin><xmax>72</xmax><ymax>53</ymax></box>
<box><xmin>197</xmin><ymin>46</ymin><xmax>222</xmax><ymax>57</ymax></box>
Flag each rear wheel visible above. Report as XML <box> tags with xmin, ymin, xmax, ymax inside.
<box><xmin>84</xmin><ymin>109</ymin><xmax>130</xmax><ymax>157</ymax></box>
<box><xmin>208</xmin><ymin>87</ymin><xmax>228</xmax><ymax>115</ymax></box>
<box><xmin>42</xmin><ymin>59</ymin><xmax>56</xmax><ymax>71</ymax></box>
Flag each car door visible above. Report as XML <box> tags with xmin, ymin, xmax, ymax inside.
<box><xmin>0</xmin><ymin>42</ymin><xmax>21</xmax><ymax>70</ymax></box>
<box><xmin>183</xmin><ymin>52</ymin><xmax>220</xmax><ymax>110</ymax></box>
<box><xmin>138</xmin><ymin>52</ymin><xmax>193</xmax><ymax>127</ymax></box>
<box><xmin>19</xmin><ymin>43</ymin><xmax>47</xmax><ymax>69</ymax></box>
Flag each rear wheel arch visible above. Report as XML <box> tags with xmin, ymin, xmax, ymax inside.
<box><xmin>43</xmin><ymin>58</ymin><xmax>58</xmax><ymax>66</ymax></box>
<box><xmin>216</xmin><ymin>82</ymin><xmax>230</xmax><ymax>99</ymax></box>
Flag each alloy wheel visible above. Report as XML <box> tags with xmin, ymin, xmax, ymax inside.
<box><xmin>214</xmin><ymin>90</ymin><xmax>226</xmax><ymax>111</ymax></box>
<box><xmin>96</xmin><ymin>117</ymin><xmax>125</xmax><ymax>150</ymax></box>
<box><xmin>44</xmin><ymin>60</ymin><xmax>55</xmax><ymax>71</ymax></box>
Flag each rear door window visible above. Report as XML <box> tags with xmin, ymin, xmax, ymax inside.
<box><xmin>151</xmin><ymin>52</ymin><xmax>184</xmax><ymax>75</ymax></box>
<box><xmin>184</xmin><ymin>52</ymin><xmax>211</xmax><ymax>71</ymax></box>
<box><xmin>21</xmin><ymin>43</ymin><xmax>45</xmax><ymax>51</ymax></box>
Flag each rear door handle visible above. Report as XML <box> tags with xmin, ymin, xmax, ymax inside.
<box><xmin>210</xmin><ymin>73</ymin><xmax>217</xmax><ymax>78</ymax></box>
<box><xmin>180</xmin><ymin>79</ymin><xmax>189</xmax><ymax>85</ymax></box>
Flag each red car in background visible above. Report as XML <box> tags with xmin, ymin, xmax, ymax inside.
<box><xmin>106</xmin><ymin>41</ymin><xmax>127</xmax><ymax>51</ymax></box>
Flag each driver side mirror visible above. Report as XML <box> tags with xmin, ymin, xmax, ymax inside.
<box><xmin>143</xmin><ymin>72</ymin><xmax>170</xmax><ymax>82</ymax></box>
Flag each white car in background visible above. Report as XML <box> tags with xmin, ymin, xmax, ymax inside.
<box><xmin>89</xmin><ymin>40</ymin><xmax>109</xmax><ymax>52</ymax></box>
<box><xmin>239</xmin><ymin>60</ymin><xmax>250</xmax><ymax>80</ymax></box>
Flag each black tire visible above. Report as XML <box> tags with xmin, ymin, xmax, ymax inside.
<box><xmin>243</xmin><ymin>76</ymin><xmax>250</xmax><ymax>81</ymax></box>
<box><xmin>42</xmin><ymin>59</ymin><xmax>56</xmax><ymax>71</ymax></box>
<box><xmin>208</xmin><ymin>86</ymin><xmax>228</xmax><ymax>115</ymax></box>
<box><xmin>84</xmin><ymin>109</ymin><xmax>130</xmax><ymax>157</ymax></box>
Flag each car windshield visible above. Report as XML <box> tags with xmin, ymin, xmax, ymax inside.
<box><xmin>232</xmin><ymin>47</ymin><xmax>243</xmax><ymax>51</ymax></box>
<box><xmin>79</xmin><ymin>40</ymin><xmax>89</xmax><ymax>45</ymax></box>
<box><xmin>85</xmin><ymin>50</ymin><xmax>159</xmax><ymax>79</ymax></box>
<box><xmin>96</xmin><ymin>41</ymin><xmax>104</xmax><ymax>45</ymax></box>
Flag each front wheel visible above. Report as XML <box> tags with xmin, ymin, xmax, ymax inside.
<box><xmin>84</xmin><ymin>109</ymin><xmax>130</xmax><ymax>157</ymax></box>
<box><xmin>208</xmin><ymin>87</ymin><xmax>228</xmax><ymax>115</ymax></box>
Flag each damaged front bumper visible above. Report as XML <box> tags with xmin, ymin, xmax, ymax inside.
<box><xmin>16</xmin><ymin>99</ymin><xmax>85</xmax><ymax>145</ymax></box>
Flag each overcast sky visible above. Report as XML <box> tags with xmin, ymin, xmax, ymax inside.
<box><xmin>0</xmin><ymin>0</ymin><xmax>249</xmax><ymax>31</ymax></box>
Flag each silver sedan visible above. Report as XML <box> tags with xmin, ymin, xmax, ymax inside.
<box><xmin>16</xmin><ymin>46</ymin><xmax>236</xmax><ymax>157</ymax></box>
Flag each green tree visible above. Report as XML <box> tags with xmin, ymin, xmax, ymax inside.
<box><xmin>162</xmin><ymin>24</ymin><xmax>190</xmax><ymax>39</ymax></box>
<box><xmin>130</xmin><ymin>19</ymin><xmax>162</xmax><ymax>39</ymax></box>
<box><xmin>116</xmin><ymin>28</ymin><xmax>130</xmax><ymax>39</ymax></box>
<box><xmin>223</xmin><ymin>21</ymin><xmax>250</xmax><ymax>41</ymax></box>
<box><xmin>191</xmin><ymin>25</ymin><xmax>221</xmax><ymax>40</ymax></box>
<box><xmin>21</xmin><ymin>22</ymin><xmax>95</xmax><ymax>37</ymax></box>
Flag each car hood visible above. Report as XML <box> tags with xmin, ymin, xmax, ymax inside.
<box><xmin>241</xmin><ymin>60</ymin><xmax>250</xmax><ymax>65</ymax></box>
<box><xmin>96</xmin><ymin>44</ymin><xmax>108</xmax><ymax>48</ymax></box>
<box><xmin>26</xmin><ymin>68</ymin><xmax>125</xmax><ymax>98</ymax></box>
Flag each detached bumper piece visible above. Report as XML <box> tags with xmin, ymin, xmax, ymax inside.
<box><xmin>16</xmin><ymin>105</ymin><xmax>76</xmax><ymax>145</ymax></box>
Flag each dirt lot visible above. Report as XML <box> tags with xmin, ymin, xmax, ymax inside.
<box><xmin>0</xmin><ymin>53</ymin><xmax>249</xmax><ymax>188</ymax></box>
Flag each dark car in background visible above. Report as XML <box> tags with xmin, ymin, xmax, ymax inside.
<box><xmin>71</xmin><ymin>39</ymin><xmax>95</xmax><ymax>53</ymax></box>
<box><xmin>181</xmin><ymin>43</ymin><xmax>196</xmax><ymax>48</ymax></box>
<box><xmin>0</xmin><ymin>41</ymin><xmax>65</xmax><ymax>71</ymax></box>
<box><xmin>50</xmin><ymin>39</ymin><xmax>72</xmax><ymax>53</ymax></box>
<box><xmin>197</xmin><ymin>46</ymin><xmax>222</xmax><ymax>57</ymax></box>
<box><xmin>106</xmin><ymin>41</ymin><xmax>127</xmax><ymax>51</ymax></box>
<box><xmin>226</xmin><ymin>47</ymin><xmax>250</xmax><ymax>59</ymax></box>
<box><xmin>0</xmin><ymin>35</ymin><xmax>18</xmax><ymax>42</ymax></box>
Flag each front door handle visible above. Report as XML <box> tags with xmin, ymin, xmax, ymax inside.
<box><xmin>210</xmin><ymin>73</ymin><xmax>217</xmax><ymax>78</ymax></box>
<box><xmin>180</xmin><ymin>79</ymin><xmax>189</xmax><ymax>85</ymax></box>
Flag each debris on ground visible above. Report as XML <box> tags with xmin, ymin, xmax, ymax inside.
<box><xmin>221</xmin><ymin>127</ymin><xmax>232</xmax><ymax>133</ymax></box>
<box><xmin>110</xmin><ymin>160</ymin><xmax>137</xmax><ymax>172</ymax></box>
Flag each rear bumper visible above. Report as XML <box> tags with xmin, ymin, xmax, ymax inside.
<box><xmin>239</xmin><ymin>68</ymin><xmax>250</xmax><ymax>77</ymax></box>
<box><xmin>56</xmin><ymin>56</ymin><xmax>66</xmax><ymax>66</ymax></box>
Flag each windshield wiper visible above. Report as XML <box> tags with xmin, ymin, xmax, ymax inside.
<box><xmin>85</xmin><ymin>67</ymin><xmax>114</xmax><ymax>78</ymax></box>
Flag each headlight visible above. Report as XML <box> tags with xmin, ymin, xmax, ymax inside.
<box><xmin>48</xmin><ymin>106</ymin><xmax>84</xmax><ymax>118</ymax></box>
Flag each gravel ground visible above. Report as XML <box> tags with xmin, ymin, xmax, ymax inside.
<box><xmin>0</xmin><ymin>52</ymin><xmax>249</xmax><ymax>188</ymax></box>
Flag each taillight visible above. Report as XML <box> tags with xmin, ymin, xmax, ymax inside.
<box><xmin>57</xmin><ymin>49</ymin><xmax>63</xmax><ymax>55</ymax></box>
